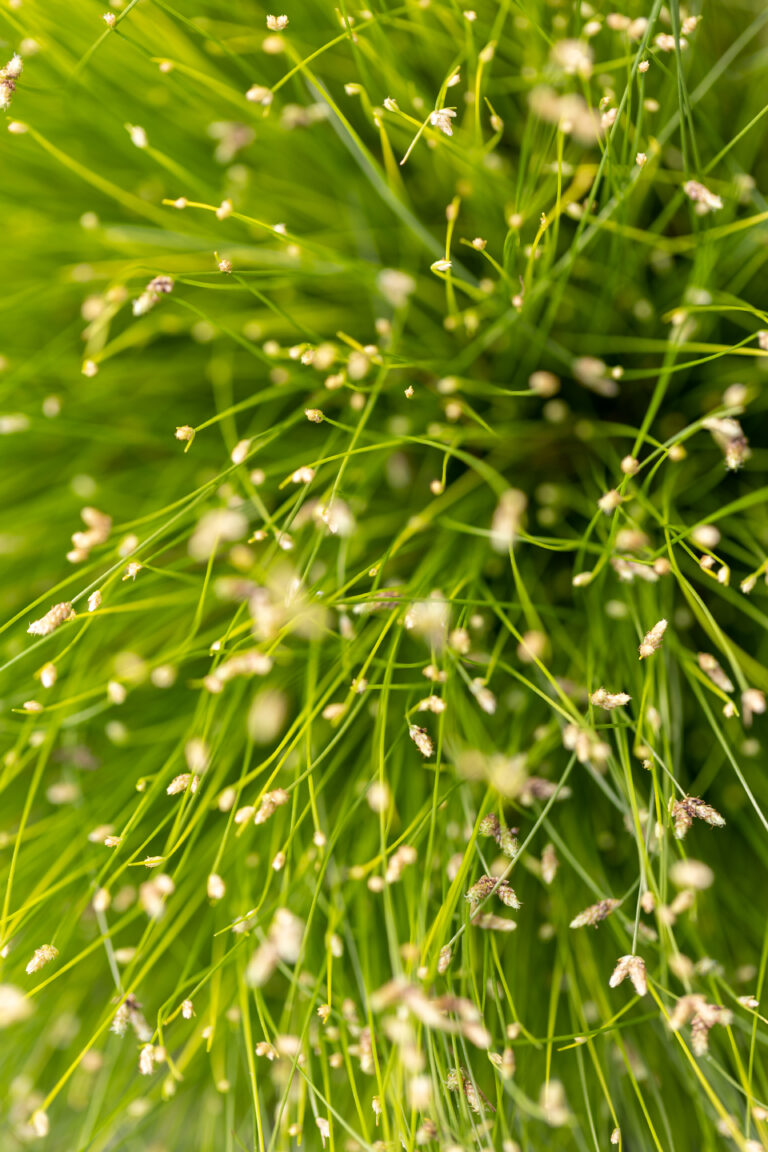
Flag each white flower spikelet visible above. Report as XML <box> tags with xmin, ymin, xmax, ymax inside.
<box><xmin>609</xmin><ymin>954</ymin><xmax>648</xmax><ymax>996</ymax></box>
<box><xmin>0</xmin><ymin>984</ymin><xmax>34</xmax><ymax>1028</ymax></box>
<box><xmin>590</xmin><ymin>687</ymin><xmax>631</xmax><ymax>709</ymax></box>
<box><xmin>26</xmin><ymin>944</ymin><xmax>59</xmax><ymax>974</ymax></box>
<box><xmin>28</xmin><ymin>602</ymin><xmax>76</xmax><ymax>636</ymax></box>
<box><xmin>429</xmin><ymin>108</ymin><xmax>456</xmax><ymax>136</ymax></box>
<box><xmin>409</xmin><ymin>724</ymin><xmax>434</xmax><ymax>757</ymax></box>
<box><xmin>639</xmin><ymin>618</ymin><xmax>667</xmax><ymax>659</ymax></box>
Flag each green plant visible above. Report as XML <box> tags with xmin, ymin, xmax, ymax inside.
<box><xmin>2</xmin><ymin>2</ymin><xmax>768</xmax><ymax>1149</ymax></box>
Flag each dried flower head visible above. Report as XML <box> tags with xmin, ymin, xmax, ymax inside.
<box><xmin>697</xmin><ymin>652</ymin><xmax>734</xmax><ymax>693</ymax></box>
<box><xmin>683</xmin><ymin>180</ymin><xmax>723</xmax><ymax>214</ymax></box>
<box><xmin>409</xmin><ymin>724</ymin><xmax>434</xmax><ymax>758</ymax></box>
<box><xmin>703</xmin><ymin>416</ymin><xmax>750</xmax><ymax>470</ymax></box>
<box><xmin>669</xmin><ymin>858</ymin><xmax>714</xmax><ymax>890</ymax></box>
<box><xmin>133</xmin><ymin>275</ymin><xmax>173</xmax><ymax>317</ymax></box>
<box><xmin>0</xmin><ymin>984</ymin><xmax>34</xmax><ymax>1028</ymax></box>
<box><xmin>541</xmin><ymin>843</ymin><xmax>558</xmax><ymax>885</ymax></box>
<box><xmin>742</xmin><ymin>688</ymin><xmax>766</xmax><ymax>726</ymax></box>
<box><xmin>28</xmin><ymin>601</ymin><xmax>75</xmax><ymax>637</ymax></box>
<box><xmin>670</xmin><ymin>796</ymin><xmax>726</xmax><ymax>839</ymax></box>
<box><xmin>609</xmin><ymin>954</ymin><xmax>648</xmax><ymax>996</ymax></box>
<box><xmin>0</xmin><ymin>54</ymin><xmax>23</xmax><ymax>110</ymax></box>
<box><xmin>430</xmin><ymin>107</ymin><xmax>457</xmax><ymax>136</ymax></box>
<box><xmin>639</xmin><ymin>618</ymin><xmax>668</xmax><ymax>659</ymax></box>
<box><xmin>26</xmin><ymin>944</ymin><xmax>59</xmax><ymax>974</ymax></box>
<box><xmin>590</xmin><ymin>687</ymin><xmax>631</xmax><ymax>710</ymax></box>
<box><xmin>570</xmin><ymin>898</ymin><xmax>620</xmax><ymax>929</ymax></box>
<box><xmin>597</xmin><ymin>489</ymin><xmax>622</xmax><ymax>515</ymax></box>
<box><xmin>491</xmin><ymin>488</ymin><xmax>527</xmax><ymax>551</ymax></box>
<box><xmin>668</xmin><ymin>994</ymin><xmax>732</xmax><ymax>1055</ymax></box>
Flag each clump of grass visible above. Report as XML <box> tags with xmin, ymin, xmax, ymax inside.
<box><xmin>1</xmin><ymin>1</ymin><xmax>768</xmax><ymax>1149</ymax></box>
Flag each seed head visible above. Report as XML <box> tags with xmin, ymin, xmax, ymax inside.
<box><xmin>246</xmin><ymin>85</ymin><xmax>273</xmax><ymax>106</ymax></box>
<box><xmin>0</xmin><ymin>984</ymin><xmax>34</xmax><ymax>1027</ymax></box>
<box><xmin>429</xmin><ymin>107</ymin><xmax>457</xmax><ymax>136</ymax></box>
<box><xmin>742</xmin><ymin>688</ymin><xmax>766</xmax><ymax>726</ymax></box>
<box><xmin>541</xmin><ymin>843</ymin><xmax>558</xmax><ymax>885</ymax></box>
<box><xmin>590</xmin><ymin>687</ymin><xmax>631</xmax><ymax>710</ymax></box>
<box><xmin>497</xmin><ymin>882</ymin><xmax>521</xmax><ymax>909</ymax></box>
<box><xmin>670</xmin><ymin>796</ymin><xmax>725</xmax><ymax>839</ymax></box>
<box><xmin>166</xmin><ymin>773</ymin><xmax>199</xmax><ymax>796</ymax></box>
<box><xmin>639</xmin><ymin>618</ymin><xmax>667</xmax><ymax>659</ymax></box>
<box><xmin>28</xmin><ymin>601</ymin><xmax>75</xmax><ymax>637</ymax></box>
<box><xmin>683</xmin><ymin>180</ymin><xmax>723</xmax><ymax>214</ymax></box>
<box><xmin>409</xmin><ymin>724</ymin><xmax>434</xmax><ymax>758</ymax></box>
<box><xmin>669</xmin><ymin>858</ymin><xmax>714</xmax><ymax>890</ymax></box>
<box><xmin>609</xmin><ymin>954</ymin><xmax>648</xmax><ymax>996</ymax></box>
<box><xmin>26</xmin><ymin>944</ymin><xmax>59</xmax><ymax>974</ymax></box>
<box><xmin>466</xmin><ymin>875</ymin><xmax>497</xmax><ymax>905</ymax></box>
<box><xmin>207</xmin><ymin>873</ymin><xmax>226</xmax><ymax>901</ymax></box>
<box><xmin>569</xmin><ymin>898</ymin><xmax>619</xmax><ymax>929</ymax></box>
<box><xmin>491</xmin><ymin>488</ymin><xmax>527</xmax><ymax>551</ymax></box>
<box><xmin>703</xmin><ymin>415</ymin><xmax>750</xmax><ymax>470</ymax></box>
<box><xmin>597</xmin><ymin>489</ymin><xmax>622</xmax><ymax>514</ymax></box>
<box><xmin>698</xmin><ymin>652</ymin><xmax>734</xmax><ymax>693</ymax></box>
<box><xmin>668</xmin><ymin>994</ymin><xmax>732</xmax><ymax>1054</ymax></box>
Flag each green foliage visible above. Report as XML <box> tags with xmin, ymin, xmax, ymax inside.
<box><xmin>1</xmin><ymin>1</ymin><xmax>768</xmax><ymax>1150</ymax></box>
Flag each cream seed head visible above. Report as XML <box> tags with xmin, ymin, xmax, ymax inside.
<box><xmin>639</xmin><ymin>618</ymin><xmax>667</xmax><ymax>659</ymax></box>
<box><xmin>669</xmin><ymin>859</ymin><xmax>714</xmax><ymax>890</ymax></box>
<box><xmin>569</xmin><ymin>898</ymin><xmax>620</xmax><ymax>928</ymax></box>
<box><xmin>609</xmin><ymin>954</ymin><xmax>648</xmax><ymax>996</ymax></box>
<box><xmin>529</xmin><ymin>370</ymin><xmax>560</xmax><ymax>397</ymax></box>
<box><xmin>683</xmin><ymin>180</ymin><xmax>723</xmax><ymax>214</ymax></box>
<box><xmin>597</xmin><ymin>489</ymin><xmax>622</xmax><ymax>515</ymax></box>
<box><xmin>0</xmin><ymin>983</ymin><xmax>34</xmax><ymax>1027</ymax></box>
<box><xmin>590</xmin><ymin>687</ymin><xmax>631</xmax><ymax>710</ymax></box>
<box><xmin>409</xmin><ymin>724</ymin><xmax>434</xmax><ymax>757</ymax></box>
<box><xmin>207</xmin><ymin>873</ymin><xmax>226</xmax><ymax>901</ymax></box>
<box><xmin>29</xmin><ymin>1111</ymin><xmax>49</xmax><ymax>1138</ymax></box>
<box><xmin>670</xmin><ymin>796</ymin><xmax>725</xmax><ymax>839</ymax></box>
<box><xmin>429</xmin><ymin>107</ymin><xmax>456</xmax><ymax>136</ymax></box>
<box><xmin>28</xmin><ymin>601</ymin><xmax>76</xmax><ymax>637</ymax></box>
<box><xmin>246</xmin><ymin>84</ymin><xmax>273</xmax><ymax>106</ymax></box>
<box><xmin>166</xmin><ymin>773</ymin><xmax>199</xmax><ymax>796</ymax></box>
<box><xmin>26</xmin><ymin>944</ymin><xmax>59</xmax><ymax>974</ymax></box>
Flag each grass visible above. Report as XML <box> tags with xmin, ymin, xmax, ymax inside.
<box><xmin>1</xmin><ymin>0</ymin><xmax>768</xmax><ymax>1149</ymax></box>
